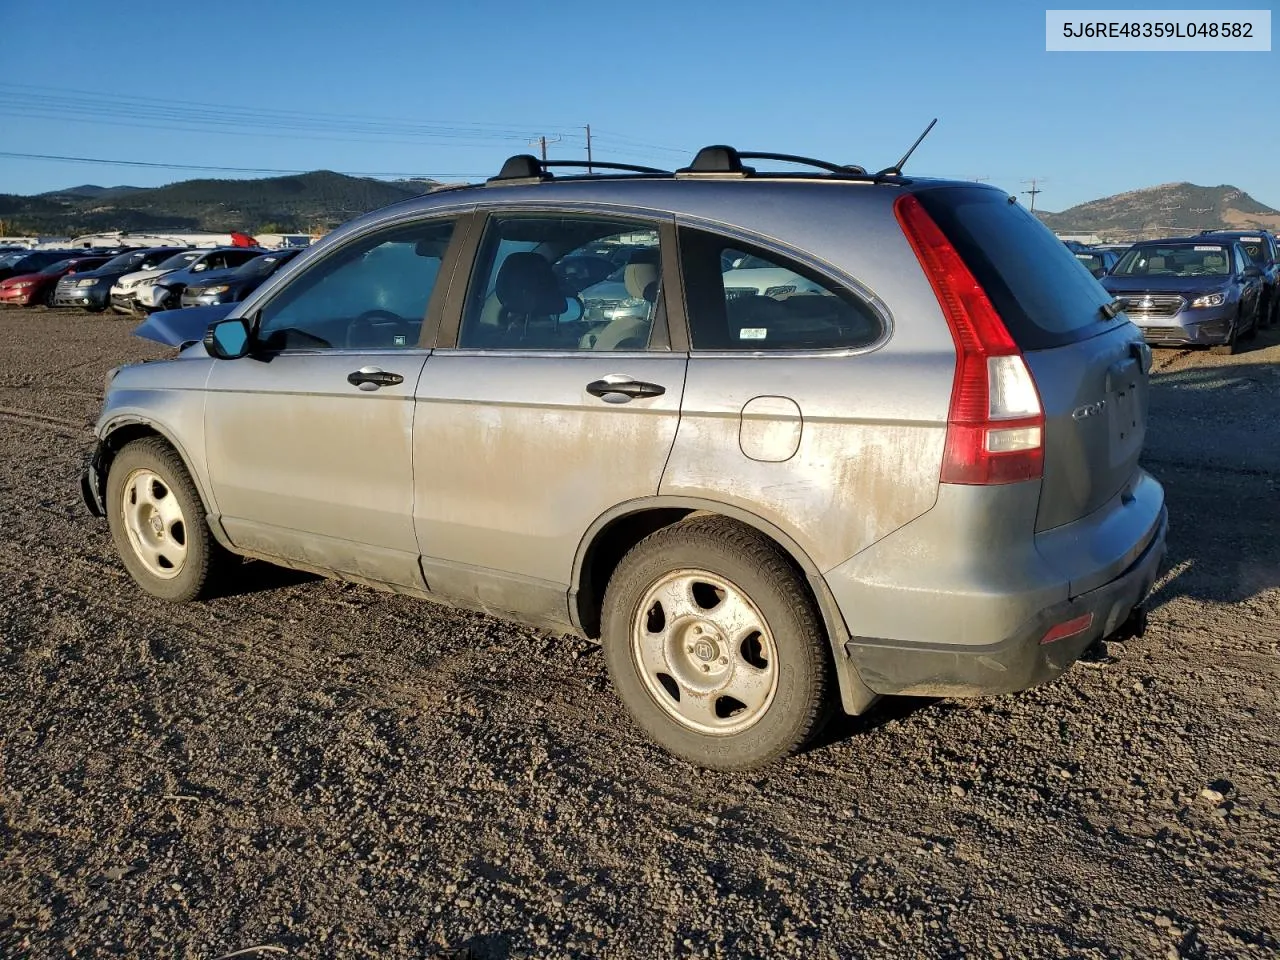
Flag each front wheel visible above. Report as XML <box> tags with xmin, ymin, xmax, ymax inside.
<box><xmin>601</xmin><ymin>516</ymin><xmax>834</xmax><ymax>770</ymax></box>
<box><xmin>1210</xmin><ymin>317</ymin><xmax>1240</xmax><ymax>355</ymax></box>
<box><xmin>105</xmin><ymin>438</ymin><xmax>230</xmax><ymax>602</ymax></box>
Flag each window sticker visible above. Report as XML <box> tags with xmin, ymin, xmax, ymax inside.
<box><xmin>738</xmin><ymin>328</ymin><xmax>768</xmax><ymax>340</ymax></box>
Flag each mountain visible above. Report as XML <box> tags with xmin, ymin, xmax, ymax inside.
<box><xmin>38</xmin><ymin>184</ymin><xmax>144</xmax><ymax>201</ymax></box>
<box><xmin>1037</xmin><ymin>183</ymin><xmax>1280</xmax><ymax>241</ymax></box>
<box><xmin>0</xmin><ymin>170</ymin><xmax>442</xmax><ymax>236</ymax></box>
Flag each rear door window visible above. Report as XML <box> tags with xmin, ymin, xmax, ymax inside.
<box><xmin>916</xmin><ymin>186</ymin><xmax>1116</xmax><ymax>350</ymax></box>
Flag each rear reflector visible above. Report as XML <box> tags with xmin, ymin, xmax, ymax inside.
<box><xmin>1040</xmin><ymin>612</ymin><xmax>1094</xmax><ymax>645</ymax></box>
<box><xmin>894</xmin><ymin>194</ymin><xmax>1046</xmax><ymax>485</ymax></box>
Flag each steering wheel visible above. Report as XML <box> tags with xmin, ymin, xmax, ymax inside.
<box><xmin>345</xmin><ymin>309</ymin><xmax>408</xmax><ymax>349</ymax></box>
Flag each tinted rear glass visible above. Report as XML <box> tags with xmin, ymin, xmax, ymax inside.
<box><xmin>916</xmin><ymin>186</ymin><xmax>1116</xmax><ymax>350</ymax></box>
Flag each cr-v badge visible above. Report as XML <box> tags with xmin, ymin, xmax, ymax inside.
<box><xmin>1073</xmin><ymin>400</ymin><xmax>1107</xmax><ymax>420</ymax></box>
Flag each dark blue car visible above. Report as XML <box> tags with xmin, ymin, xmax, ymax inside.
<box><xmin>1191</xmin><ymin>230</ymin><xmax>1280</xmax><ymax>329</ymax></box>
<box><xmin>1103</xmin><ymin>239</ymin><xmax>1264</xmax><ymax>354</ymax></box>
<box><xmin>179</xmin><ymin>247</ymin><xmax>304</xmax><ymax>308</ymax></box>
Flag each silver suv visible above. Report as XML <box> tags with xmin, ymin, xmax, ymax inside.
<box><xmin>82</xmin><ymin>148</ymin><xmax>1168</xmax><ymax>770</ymax></box>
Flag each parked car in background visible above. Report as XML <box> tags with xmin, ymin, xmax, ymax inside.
<box><xmin>0</xmin><ymin>248</ymin><xmax>76</xmax><ymax>283</ymax></box>
<box><xmin>52</xmin><ymin>247</ymin><xmax>187</xmax><ymax>311</ymax></box>
<box><xmin>0</xmin><ymin>254</ymin><xmax>112</xmax><ymax>306</ymax></box>
<box><xmin>180</xmin><ymin>247</ymin><xmax>304</xmax><ymax>307</ymax></box>
<box><xmin>134</xmin><ymin>247</ymin><xmax>266</xmax><ymax>313</ymax></box>
<box><xmin>1072</xmin><ymin>247</ymin><xmax>1120</xmax><ymax>279</ymax></box>
<box><xmin>1104</xmin><ymin>238</ymin><xmax>1264</xmax><ymax>354</ymax></box>
<box><xmin>81</xmin><ymin>148</ymin><xmax>1167</xmax><ymax>770</ymax></box>
<box><xmin>110</xmin><ymin>249</ymin><xmax>204</xmax><ymax>314</ymax></box>
<box><xmin>1192</xmin><ymin>230</ymin><xmax>1280</xmax><ymax>329</ymax></box>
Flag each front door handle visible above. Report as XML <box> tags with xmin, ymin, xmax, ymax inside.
<box><xmin>348</xmin><ymin>367</ymin><xmax>404</xmax><ymax>391</ymax></box>
<box><xmin>585</xmin><ymin>378</ymin><xmax>666</xmax><ymax>402</ymax></box>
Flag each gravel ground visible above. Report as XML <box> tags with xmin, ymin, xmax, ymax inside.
<box><xmin>1</xmin><ymin>307</ymin><xmax>1277</xmax><ymax>960</ymax></box>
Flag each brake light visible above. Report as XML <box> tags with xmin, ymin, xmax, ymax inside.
<box><xmin>895</xmin><ymin>194</ymin><xmax>1045</xmax><ymax>485</ymax></box>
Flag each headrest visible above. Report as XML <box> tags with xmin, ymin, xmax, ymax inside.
<box><xmin>496</xmin><ymin>252</ymin><xmax>565</xmax><ymax>316</ymax></box>
<box><xmin>624</xmin><ymin>248</ymin><xmax>660</xmax><ymax>300</ymax></box>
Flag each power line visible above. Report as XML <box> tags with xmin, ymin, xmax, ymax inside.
<box><xmin>0</xmin><ymin>82</ymin><xmax>584</xmax><ymax>139</ymax></box>
<box><xmin>0</xmin><ymin>150</ymin><xmax>482</xmax><ymax>180</ymax></box>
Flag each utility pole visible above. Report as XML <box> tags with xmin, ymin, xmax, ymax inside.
<box><xmin>585</xmin><ymin>124</ymin><xmax>593</xmax><ymax>174</ymax></box>
<box><xmin>529</xmin><ymin>135</ymin><xmax>562</xmax><ymax>162</ymax></box>
<box><xmin>1021</xmin><ymin>178</ymin><xmax>1045</xmax><ymax>212</ymax></box>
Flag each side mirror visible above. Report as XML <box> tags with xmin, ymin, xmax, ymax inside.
<box><xmin>1243</xmin><ymin>265</ymin><xmax>1262</xmax><ymax>278</ymax></box>
<box><xmin>204</xmin><ymin>317</ymin><xmax>252</xmax><ymax>359</ymax></box>
<box><xmin>1092</xmin><ymin>267</ymin><xmax>1107</xmax><ymax>279</ymax></box>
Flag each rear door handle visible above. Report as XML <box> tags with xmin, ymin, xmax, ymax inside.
<box><xmin>585</xmin><ymin>378</ymin><xmax>666</xmax><ymax>402</ymax></box>
<box><xmin>348</xmin><ymin>367</ymin><xmax>404</xmax><ymax>391</ymax></box>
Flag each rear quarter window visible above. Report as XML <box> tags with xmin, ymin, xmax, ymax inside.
<box><xmin>678</xmin><ymin>227</ymin><xmax>882</xmax><ymax>351</ymax></box>
<box><xmin>916</xmin><ymin>186</ymin><xmax>1115</xmax><ymax>350</ymax></box>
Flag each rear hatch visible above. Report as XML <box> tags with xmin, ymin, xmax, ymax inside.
<box><xmin>916</xmin><ymin>186</ymin><xmax>1149</xmax><ymax>532</ymax></box>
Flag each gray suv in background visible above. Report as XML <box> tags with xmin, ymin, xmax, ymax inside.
<box><xmin>82</xmin><ymin>148</ymin><xmax>1167</xmax><ymax>769</ymax></box>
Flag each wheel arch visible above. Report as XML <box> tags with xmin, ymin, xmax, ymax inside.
<box><xmin>570</xmin><ymin>497</ymin><xmax>879</xmax><ymax>716</ymax></box>
<box><xmin>94</xmin><ymin>417</ymin><xmax>217</xmax><ymax>519</ymax></box>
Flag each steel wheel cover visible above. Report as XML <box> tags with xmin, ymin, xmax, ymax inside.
<box><xmin>120</xmin><ymin>468</ymin><xmax>188</xmax><ymax>579</ymax></box>
<box><xmin>631</xmin><ymin>569</ymin><xmax>779</xmax><ymax>735</ymax></box>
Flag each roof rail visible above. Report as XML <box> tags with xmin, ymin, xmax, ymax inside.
<box><xmin>486</xmin><ymin>154</ymin><xmax>670</xmax><ymax>186</ymax></box>
<box><xmin>738</xmin><ymin>151</ymin><xmax>867</xmax><ymax>175</ymax></box>
<box><xmin>676</xmin><ymin>145</ymin><xmax>901</xmax><ymax>183</ymax></box>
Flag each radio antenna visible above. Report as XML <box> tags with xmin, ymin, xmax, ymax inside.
<box><xmin>877</xmin><ymin>118</ymin><xmax>938</xmax><ymax>177</ymax></box>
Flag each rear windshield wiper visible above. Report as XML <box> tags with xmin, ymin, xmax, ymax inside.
<box><xmin>1100</xmin><ymin>299</ymin><xmax>1126</xmax><ymax>321</ymax></box>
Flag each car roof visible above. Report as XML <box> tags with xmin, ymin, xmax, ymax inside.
<box><xmin>320</xmin><ymin>173</ymin><xmax>1000</xmax><ymax>259</ymax></box>
<box><xmin>1133</xmin><ymin>237</ymin><xmax>1240</xmax><ymax>246</ymax></box>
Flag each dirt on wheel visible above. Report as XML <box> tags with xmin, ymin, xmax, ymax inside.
<box><xmin>2</xmin><ymin>308</ymin><xmax>1278</xmax><ymax>959</ymax></box>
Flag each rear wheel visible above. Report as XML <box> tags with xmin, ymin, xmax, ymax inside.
<box><xmin>105</xmin><ymin>438</ymin><xmax>230</xmax><ymax>602</ymax></box>
<box><xmin>601</xmin><ymin>516</ymin><xmax>834</xmax><ymax>770</ymax></box>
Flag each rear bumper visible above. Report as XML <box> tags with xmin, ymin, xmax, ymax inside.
<box><xmin>827</xmin><ymin>470</ymin><xmax>1167</xmax><ymax>697</ymax></box>
<box><xmin>843</xmin><ymin>508</ymin><xmax>1166</xmax><ymax>696</ymax></box>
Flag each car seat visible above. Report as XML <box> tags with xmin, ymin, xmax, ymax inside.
<box><xmin>494</xmin><ymin>252</ymin><xmax>567</xmax><ymax>346</ymax></box>
<box><xmin>583</xmin><ymin>249</ymin><xmax>660</xmax><ymax>351</ymax></box>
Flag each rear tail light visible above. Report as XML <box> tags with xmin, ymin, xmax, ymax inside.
<box><xmin>895</xmin><ymin>194</ymin><xmax>1045</xmax><ymax>485</ymax></box>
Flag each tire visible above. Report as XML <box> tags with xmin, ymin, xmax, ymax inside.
<box><xmin>43</xmin><ymin>286</ymin><xmax>57</xmax><ymax>307</ymax></box>
<box><xmin>1244</xmin><ymin>308</ymin><xmax>1259</xmax><ymax>341</ymax></box>
<box><xmin>601</xmin><ymin>515</ymin><xmax>834</xmax><ymax>770</ymax></box>
<box><xmin>1210</xmin><ymin>317</ymin><xmax>1239</xmax><ymax>356</ymax></box>
<box><xmin>105</xmin><ymin>437</ymin><xmax>230</xmax><ymax>602</ymax></box>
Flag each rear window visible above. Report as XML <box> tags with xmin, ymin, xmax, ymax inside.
<box><xmin>916</xmin><ymin>186</ymin><xmax>1116</xmax><ymax>350</ymax></box>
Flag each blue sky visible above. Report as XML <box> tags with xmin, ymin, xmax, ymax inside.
<box><xmin>0</xmin><ymin>0</ymin><xmax>1275</xmax><ymax>211</ymax></box>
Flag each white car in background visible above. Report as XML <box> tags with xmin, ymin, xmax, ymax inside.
<box><xmin>721</xmin><ymin>253</ymin><xmax>828</xmax><ymax>299</ymax></box>
<box><xmin>110</xmin><ymin>249</ymin><xmax>200</xmax><ymax>313</ymax></box>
